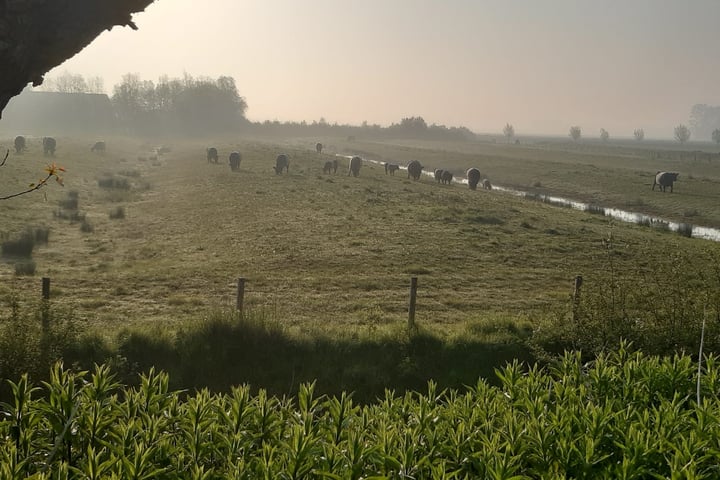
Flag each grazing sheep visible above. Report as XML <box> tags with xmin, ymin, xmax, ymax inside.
<box><xmin>14</xmin><ymin>135</ymin><xmax>25</xmax><ymax>154</ymax></box>
<box><xmin>466</xmin><ymin>168</ymin><xmax>481</xmax><ymax>190</ymax></box>
<box><xmin>482</xmin><ymin>178</ymin><xmax>492</xmax><ymax>190</ymax></box>
<box><xmin>407</xmin><ymin>160</ymin><xmax>423</xmax><ymax>180</ymax></box>
<box><xmin>91</xmin><ymin>141</ymin><xmax>106</xmax><ymax>153</ymax></box>
<box><xmin>207</xmin><ymin>147</ymin><xmax>219</xmax><ymax>163</ymax></box>
<box><xmin>323</xmin><ymin>161</ymin><xmax>333</xmax><ymax>174</ymax></box>
<box><xmin>43</xmin><ymin>137</ymin><xmax>56</xmax><ymax>156</ymax></box>
<box><xmin>348</xmin><ymin>156</ymin><xmax>362</xmax><ymax>177</ymax></box>
<box><xmin>385</xmin><ymin>163</ymin><xmax>399</xmax><ymax>175</ymax></box>
<box><xmin>316</xmin><ymin>142</ymin><xmax>323</xmax><ymax>154</ymax></box>
<box><xmin>434</xmin><ymin>169</ymin><xmax>445</xmax><ymax>183</ymax></box>
<box><xmin>229</xmin><ymin>151</ymin><xmax>242</xmax><ymax>171</ymax></box>
<box><xmin>442</xmin><ymin>170</ymin><xmax>454</xmax><ymax>185</ymax></box>
<box><xmin>652</xmin><ymin>171</ymin><xmax>679</xmax><ymax>192</ymax></box>
<box><xmin>274</xmin><ymin>154</ymin><xmax>290</xmax><ymax>174</ymax></box>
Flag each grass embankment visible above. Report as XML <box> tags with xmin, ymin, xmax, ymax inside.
<box><xmin>1</xmin><ymin>135</ymin><xmax>720</xmax><ymax>398</ymax></box>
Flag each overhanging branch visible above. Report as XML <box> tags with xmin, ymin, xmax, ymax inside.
<box><xmin>0</xmin><ymin>0</ymin><xmax>156</xmax><ymax>118</ymax></box>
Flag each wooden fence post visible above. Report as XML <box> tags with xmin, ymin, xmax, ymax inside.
<box><xmin>236</xmin><ymin>277</ymin><xmax>245</xmax><ymax>315</ymax></box>
<box><xmin>408</xmin><ymin>277</ymin><xmax>418</xmax><ymax>330</ymax></box>
<box><xmin>572</xmin><ymin>275</ymin><xmax>582</xmax><ymax>322</ymax></box>
<box><xmin>42</xmin><ymin>277</ymin><xmax>50</xmax><ymax>299</ymax></box>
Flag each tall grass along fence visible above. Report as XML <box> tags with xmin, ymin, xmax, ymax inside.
<box><xmin>2</xmin><ymin>346</ymin><xmax>720</xmax><ymax>478</ymax></box>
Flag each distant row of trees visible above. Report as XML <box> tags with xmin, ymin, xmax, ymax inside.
<box><xmin>35</xmin><ymin>72</ymin><xmax>720</xmax><ymax>143</ymax></box>
<box><xmin>35</xmin><ymin>73</ymin><xmax>475</xmax><ymax>140</ymax></box>
<box><xmin>37</xmin><ymin>71</ymin><xmax>105</xmax><ymax>95</ymax></box>
<box><xmin>245</xmin><ymin>116</ymin><xmax>476</xmax><ymax>141</ymax></box>
<box><xmin>560</xmin><ymin>124</ymin><xmax>719</xmax><ymax>144</ymax></box>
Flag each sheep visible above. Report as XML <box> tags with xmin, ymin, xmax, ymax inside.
<box><xmin>14</xmin><ymin>135</ymin><xmax>25</xmax><ymax>154</ymax></box>
<box><xmin>43</xmin><ymin>137</ymin><xmax>56</xmax><ymax>156</ymax></box>
<box><xmin>348</xmin><ymin>156</ymin><xmax>362</xmax><ymax>177</ymax></box>
<box><xmin>652</xmin><ymin>171</ymin><xmax>679</xmax><ymax>192</ymax></box>
<box><xmin>207</xmin><ymin>147</ymin><xmax>219</xmax><ymax>163</ymax></box>
<box><xmin>385</xmin><ymin>163</ymin><xmax>399</xmax><ymax>175</ymax></box>
<box><xmin>274</xmin><ymin>154</ymin><xmax>290</xmax><ymax>174</ymax></box>
<box><xmin>229</xmin><ymin>151</ymin><xmax>242</xmax><ymax>171</ymax></box>
<box><xmin>407</xmin><ymin>160</ymin><xmax>423</xmax><ymax>180</ymax></box>
<box><xmin>466</xmin><ymin>168</ymin><xmax>481</xmax><ymax>190</ymax></box>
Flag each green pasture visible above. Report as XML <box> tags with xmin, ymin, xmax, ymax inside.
<box><xmin>1</xmin><ymin>134</ymin><xmax>719</xmax><ymax>337</ymax></box>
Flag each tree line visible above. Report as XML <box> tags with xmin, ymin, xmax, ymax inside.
<box><xmin>35</xmin><ymin>72</ymin><xmax>477</xmax><ymax>140</ymax></box>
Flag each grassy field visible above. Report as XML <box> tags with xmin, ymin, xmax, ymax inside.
<box><xmin>1</xmin><ymin>134</ymin><xmax>719</xmax><ymax>339</ymax></box>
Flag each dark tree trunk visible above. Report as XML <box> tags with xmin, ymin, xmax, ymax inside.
<box><xmin>0</xmin><ymin>0</ymin><xmax>155</xmax><ymax>118</ymax></box>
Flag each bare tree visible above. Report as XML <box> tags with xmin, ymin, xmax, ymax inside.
<box><xmin>634</xmin><ymin>128</ymin><xmax>645</xmax><ymax>141</ymax></box>
<box><xmin>503</xmin><ymin>123</ymin><xmax>515</xmax><ymax>143</ymax></box>
<box><xmin>86</xmin><ymin>76</ymin><xmax>106</xmax><ymax>94</ymax></box>
<box><xmin>674</xmin><ymin>124</ymin><xmax>691</xmax><ymax>144</ymax></box>
<box><xmin>712</xmin><ymin>128</ymin><xmax>720</xmax><ymax>145</ymax></box>
<box><xmin>569</xmin><ymin>126</ymin><xmax>582</xmax><ymax>142</ymax></box>
<box><xmin>53</xmin><ymin>71</ymin><xmax>89</xmax><ymax>93</ymax></box>
<box><xmin>600</xmin><ymin>128</ymin><xmax>609</xmax><ymax>142</ymax></box>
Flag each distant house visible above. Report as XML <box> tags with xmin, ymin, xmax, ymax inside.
<box><xmin>0</xmin><ymin>90</ymin><xmax>117</xmax><ymax>135</ymax></box>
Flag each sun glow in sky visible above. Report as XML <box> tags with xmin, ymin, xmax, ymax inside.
<box><xmin>49</xmin><ymin>0</ymin><xmax>720</xmax><ymax>138</ymax></box>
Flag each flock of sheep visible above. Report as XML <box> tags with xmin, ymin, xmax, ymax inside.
<box><xmin>205</xmin><ymin>142</ymin><xmax>495</xmax><ymax>191</ymax></box>
<box><xmin>341</xmin><ymin>152</ymin><xmax>493</xmax><ymax>191</ymax></box>
<box><xmin>204</xmin><ymin>142</ymin><xmax>679</xmax><ymax>197</ymax></box>
<box><xmin>10</xmin><ymin>135</ymin><xmax>680</xmax><ymax>196</ymax></box>
<box><xmin>12</xmin><ymin>135</ymin><xmax>107</xmax><ymax>156</ymax></box>
<box><xmin>13</xmin><ymin>135</ymin><xmax>57</xmax><ymax>156</ymax></box>
<box><xmin>205</xmin><ymin>141</ymin><xmax>496</xmax><ymax>189</ymax></box>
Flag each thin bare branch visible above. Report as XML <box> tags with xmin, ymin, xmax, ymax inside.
<box><xmin>0</xmin><ymin>173</ymin><xmax>55</xmax><ymax>200</ymax></box>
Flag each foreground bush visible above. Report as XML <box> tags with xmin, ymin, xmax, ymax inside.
<box><xmin>2</xmin><ymin>345</ymin><xmax>720</xmax><ymax>478</ymax></box>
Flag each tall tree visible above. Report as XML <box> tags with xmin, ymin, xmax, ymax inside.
<box><xmin>112</xmin><ymin>73</ymin><xmax>144</xmax><ymax>122</ymax></box>
<box><xmin>503</xmin><ymin>123</ymin><xmax>515</xmax><ymax>142</ymax></box>
<box><xmin>674</xmin><ymin>124</ymin><xmax>691</xmax><ymax>144</ymax></box>
<box><xmin>54</xmin><ymin>71</ymin><xmax>89</xmax><ymax>93</ymax></box>
<box><xmin>86</xmin><ymin>76</ymin><xmax>106</xmax><ymax>94</ymax></box>
<box><xmin>600</xmin><ymin>128</ymin><xmax>609</xmax><ymax>142</ymax></box>
<box><xmin>690</xmin><ymin>104</ymin><xmax>720</xmax><ymax>140</ymax></box>
<box><xmin>633</xmin><ymin>128</ymin><xmax>644</xmax><ymax>141</ymax></box>
<box><xmin>712</xmin><ymin>128</ymin><xmax>720</xmax><ymax>145</ymax></box>
<box><xmin>569</xmin><ymin>126</ymin><xmax>582</xmax><ymax>142</ymax></box>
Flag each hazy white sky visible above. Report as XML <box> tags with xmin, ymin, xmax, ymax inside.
<box><xmin>49</xmin><ymin>0</ymin><xmax>720</xmax><ymax>138</ymax></box>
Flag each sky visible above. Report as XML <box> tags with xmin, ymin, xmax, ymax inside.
<box><xmin>46</xmin><ymin>0</ymin><xmax>720</xmax><ymax>138</ymax></box>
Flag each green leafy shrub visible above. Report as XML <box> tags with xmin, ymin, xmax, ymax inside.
<box><xmin>2</xmin><ymin>346</ymin><xmax>720</xmax><ymax>478</ymax></box>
